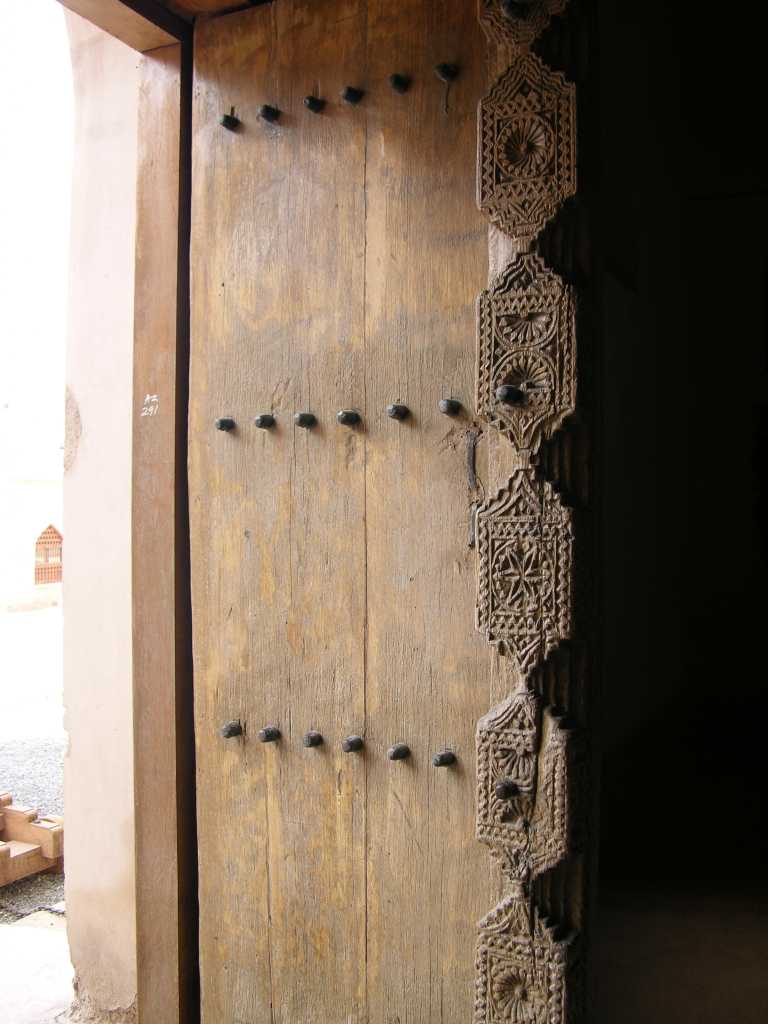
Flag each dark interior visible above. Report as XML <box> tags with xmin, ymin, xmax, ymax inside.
<box><xmin>596</xmin><ymin>4</ymin><xmax>768</xmax><ymax>1019</ymax></box>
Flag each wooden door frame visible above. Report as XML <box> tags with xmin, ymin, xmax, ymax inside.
<box><xmin>131</xmin><ymin>37</ymin><xmax>197</xmax><ymax>1024</ymax></box>
<box><xmin>58</xmin><ymin>3</ymin><xmax>196</xmax><ymax>1022</ymax></box>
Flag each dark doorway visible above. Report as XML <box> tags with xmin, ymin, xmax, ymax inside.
<box><xmin>596</xmin><ymin>4</ymin><xmax>768</xmax><ymax>1021</ymax></box>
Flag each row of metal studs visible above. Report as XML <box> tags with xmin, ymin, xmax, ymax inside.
<box><xmin>219</xmin><ymin>63</ymin><xmax>461</xmax><ymax>130</ymax></box>
<box><xmin>219</xmin><ymin>722</ymin><xmax>459</xmax><ymax>766</ymax></box>
<box><xmin>213</xmin><ymin>399</ymin><xmax>465</xmax><ymax>432</ymax></box>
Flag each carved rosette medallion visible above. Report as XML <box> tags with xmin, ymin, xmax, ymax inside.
<box><xmin>476</xmin><ymin>472</ymin><xmax>572</xmax><ymax>678</ymax></box>
<box><xmin>477</xmin><ymin>254</ymin><xmax>575</xmax><ymax>452</ymax></box>
<box><xmin>478</xmin><ymin>54</ymin><xmax>576</xmax><ymax>241</ymax></box>
<box><xmin>478</xmin><ymin>0</ymin><xmax>569</xmax><ymax>53</ymax></box>
<box><xmin>475</xmin><ymin>893</ymin><xmax>575</xmax><ymax>1024</ymax></box>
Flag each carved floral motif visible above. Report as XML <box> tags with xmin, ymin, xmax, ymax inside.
<box><xmin>478</xmin><ymin>0</ymin><xmax>569</xmax><ymax>53</ymax></box>
<box><xmin>478</xmin><ymin>54</ymin><xmax>576</xmax><ymax>241</ymax></box>
<box><xmin>477</xmin><ymin>254</ymin><xmax>576</xmax><ymax>452</ymax></box>
<box><xmin>476</xmin><ymin>472</ymin><xmax>572</xmax><ymax>677</ymax></box>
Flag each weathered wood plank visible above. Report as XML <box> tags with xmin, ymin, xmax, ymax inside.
<box><xmin>362</xmin><ymin>2</ymin><xmax>491</xmax><ymax>1022</ymax></box>
<box><xmin>190</xmin><ymin>4</ymin><xmax>368</xmax><ymax>1021</ymax></box>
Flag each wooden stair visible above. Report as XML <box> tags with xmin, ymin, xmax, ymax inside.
<box><xmin>0</xmin><ymin>793</ymin><xmax>63</xmax><ymax>887</ymax></box>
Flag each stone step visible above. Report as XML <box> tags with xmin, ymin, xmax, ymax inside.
<box><xmin>0</xmin><ymin>794</ymin><xmax>64</xmax><ymax>886</ymax></box>
<box><xmin>0</xmin><ymin>840</ymin><xmax>50</xmax><ymax>886</ymax></box>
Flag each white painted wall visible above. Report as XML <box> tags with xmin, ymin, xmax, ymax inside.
<box><xmin>63</xmin><ymin>11</ymin><xmax>139</xmax><ymax>1020</ymax></box>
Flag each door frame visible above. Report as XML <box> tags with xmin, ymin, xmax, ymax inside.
<box><xmin>131</xmin><ymin>35</ymin><xmax>197</xmax><ymax>1024</ymax></box>
<box><xmin>56</xmin><ymin>3</ymin><xmax>599</xmax><ymax>1022</ymax></box>
<box><xmin>58</xmin><ymin>3</ymin><xmax>197</xmax><ymax>1021</ymax></box>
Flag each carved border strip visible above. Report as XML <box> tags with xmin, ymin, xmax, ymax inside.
<box><xmin>473</xmin><ymin>4</ymin><xmax>584</xmax><ymax>1022</ymax></box>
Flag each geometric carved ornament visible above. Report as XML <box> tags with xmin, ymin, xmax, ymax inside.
<box><xmin>478</xmin><ymin>0</ymin><xmax>570</xmax><ymax>53</ymax></box>
<box><xmin>478</xmin><ymin>53</ymin><xmax>576</xmax><ymax>241</ymax></box>
<box><xmin>476</xmin><ymin>691</ymin><xmax>575</xmax><ymax>881</ymax></box>
<box><xmin>475</xmin><ymin>692</ymin><xmax>579</xmax><ymax>1024</ymax></box>
<box><xmin>474</xmin><ymin>2</ymin><xmax>584</xmax><ymax>1019</ymax></box>
<box><xmin>477</xmin><ymin>253</ymin><xmax>576</xmax><ymax>452</ymax></box>
<box><xmin>476</xmin><ymin>471</ymin><xmax>573</xmax><ymax>679</ymax></box>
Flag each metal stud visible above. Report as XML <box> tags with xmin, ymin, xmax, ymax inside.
<box><xmin>434</xmin><ymin>63</ymin><xmax>459</xmax><ymax>83</ymax></box>
<box><xmin>254</xmin><ymin>413</ymin><xmax>275</xmax><ymax>429</ymax></box>
<box><xmin>215</xmin><ymin>417</ymin><xmax>236</xmax><ymax>431</ymax></box>
<box><xmin>259</xmin><ymin>104</ymin><xmax>281</xmax><ymax>123</ymax></box>
<box><xmin>337</xmin><ymin>409</ymin><xmax>361</xmax><ymax>427</ymax></box>
<box><xmin>294</xmin><ymin>412</ymin><xmax>317</xmax><ymax>429</ymax></box>
<box><xmin>494</xmin><ymin>779</ymin><xmax>519</xmax><ymax>801</ymax></box>
<box><xmin>386</xmin><ymin>403</ymin><xmax>409</xmax><ymax>420</ymax></box>
<box><xmin>342</xmin><ymin>735</ymin><xmax>364</xmax><ymax>753</ymax></box>
<box><xmin>341</xmin><ymin>86</ymin><xmax>365</xmax><ymax>105</ymax></box>
<box><xmin>387</xmin><ymin>743</ymin><xmax>411</xmax><ymax>761</ymax></box>
<box><xmin>389</xmin><ymin>73</ymin><xmax>411</xmax><ymax>94</ymax></box>
<box><xmin>220</xmin><ymin>720</ymin><xmax>243</xmax><ymax>739</ymax></box>
<box><xmin>220</xmin><ymin>108</ymin><xmax>240</xmax><ymax>131</ymax></box>
<box><xmin>303</xmin><ymin>95</ymin><xmax>326</xmax><ymax>114</ymax></box>
<box><xmin>258</xmin><ymin>726</ymin><xmax>281</xmax><ymax>743</ymax></box>
<box><xmin>438</xmin><ymin>398</ymin><xmax>461</xmax><ymax>416</ymax></box>
<box><xmin>495</xmin><ymin>384</ymin><xmax>526</xmax><ymax>406</ymax></box>
<box><xmin>432</xmin><ymin>750</ymin><xmax>456</xmax><ymax>767</ymax></box>
<box><xmin>303</xmin><ymin>730</ymin><xmax>323</xmax><ymax>748</ymax></box>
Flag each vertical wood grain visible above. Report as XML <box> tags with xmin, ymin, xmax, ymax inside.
<box><xmin>190</xmin><ymin>4</ymin><xmax>368</xmax><ymax>1021</ymax></box>
<box><xmin>191</xmin><ymin>2</ymin><xmax>496</xmax><ymax>1020</ymax></box>
<box><xmin>133</xmin><ymin>41</ymin><xmax>198</xmax><ymax>1024</ymax></box>
<box><xmin>361</xmin><ymin>3</ymin><xmax>490</xmax><ymax>1022</ymax></box>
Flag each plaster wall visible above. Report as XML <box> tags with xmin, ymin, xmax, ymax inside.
<box><xmin>63</xmin><ymin>11</ymin><xmax>139</xmax><ymax>1019</ymax></box>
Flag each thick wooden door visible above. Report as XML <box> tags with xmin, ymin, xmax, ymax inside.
<box><xmin>189</xmin><ymin>2</ymin><xmax>492</xmax><ymax>1022</ymax></box>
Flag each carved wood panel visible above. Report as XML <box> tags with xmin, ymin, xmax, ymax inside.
<box><xmin>478</xmin><ymin>53</ymin><xmax>576</xmax><ymax>243</ymax></box>
<box><xmin>476</xmin><ymin>253</ymin><xmax>576</xmax><ymax>453</ymax></box>
<box><xmin>476</xmin><ymin>471</ymin><xmax>572</xmax><ymax>676</ymax></box>
<box><xmin>474</xmin><ymin>2</ymin><xmax>592</xmax><ymax>1021</ymax></box>
<box><xmin>476</xmin><ymin>692</ymin><xmax>575</xmax><ymax>881</ymax></box>
<box><xmin>476</xmin><ymin>892</ymin><xmax>576</xmax><ymax>1024</ymax></box>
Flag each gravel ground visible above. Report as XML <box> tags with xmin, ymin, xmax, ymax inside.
<box><xmin>1</xmin><ymin>608</ymin><xmax>66</xmax><ymax>921</ymax></box>
<box><xmin>0</xmin><ymin>738</ymin><xmax>65</xmax><ymax>816</ymax></box>
<box><xmin>0</xmin><ymin>874</ymin><xmax>65</xmax><ymax>923</ymax></box>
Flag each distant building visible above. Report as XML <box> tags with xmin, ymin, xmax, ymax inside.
<box><xmin>0</xmin><ymin>477</ymin><xmax>63</xmax><ymax>611</ymax></box>
<box><xmin>35</xmin><ymin>525</ymin><xmax>63</xmax><ymax>585</ymax></box>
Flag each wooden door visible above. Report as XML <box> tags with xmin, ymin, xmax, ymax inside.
<box><xmin>190</xmin><ymin>2</ymin><xmax>489</xmax><ymax>1020</ymax></box>
<box><xmin>189</xmin><ymin>2</ymin><xmax>589</xmax><ymax>1022</ymax></box>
